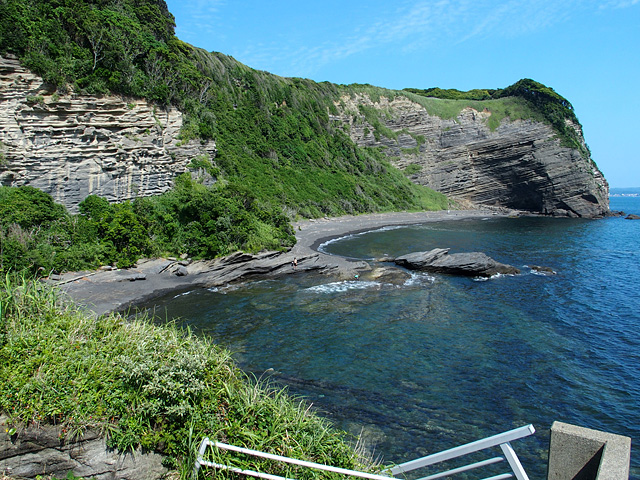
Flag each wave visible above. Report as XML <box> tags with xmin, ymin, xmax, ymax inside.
<box><xmin>403</xmin><ymin>272</ymin><xmax>435</xmax><ymax>286</ymax></box>
<box><xmin>305</xmin><ymin>280</ymin><xmax>383</xmax><ymax>294</ymax></box>
<box><xmin>317</xmin><ymin>225</ymin><xmax>409</xmax><ymax>255</ymax></box>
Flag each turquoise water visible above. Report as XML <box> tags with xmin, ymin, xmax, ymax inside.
<box><xmin>142</xmin><ymin>196</ymin><xmax>640</xmax><ymax>479</ymax></box>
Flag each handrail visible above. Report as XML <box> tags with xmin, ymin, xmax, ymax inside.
<box><xmin>388</xmin><ymin>424</ymin><xmax>535</xmax><ymax>480</ymax></box>
<box><xmin>194</xmin><ymin>424</ymin><xmax>535</xmax><ymax>480</ymax></box>
<box><xmin>195</xmin><ymin>439</ymin><xmax>393</xmax><ymax>480</ymax></box>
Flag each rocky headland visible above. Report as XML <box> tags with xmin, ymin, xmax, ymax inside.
<box><xmin>333</xmin><ymin>93</ymin><xmax>609</xmax><ymax>218</ymax></box>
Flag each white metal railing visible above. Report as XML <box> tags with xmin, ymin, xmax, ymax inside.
<box><xmin>194</xmin><ymin>424</ymin><xmax>535</xmax><ymax>480</ymax></box>
<box><xmin>386</xmin><ymin>424</ymin><xmax>535</xmax><ymax>480</ymax></box>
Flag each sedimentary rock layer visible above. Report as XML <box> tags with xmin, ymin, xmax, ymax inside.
<box><xmin>0</xmin><ymin>55</ymin><xmax>216</xmax><ymax>211</ymax></box>
<box><xmin>333</xmin><ymin>94</ymin><xmax>609</xmax><ymax>218</ymax></box>
<box><xmin>0</xmin><ymin>55</ymin><xmax>609</xmax><ymax>217</ymax></box>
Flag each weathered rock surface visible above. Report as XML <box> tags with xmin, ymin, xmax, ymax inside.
<box><xmin>0</xmin><ymin>416</ymin><xmax>166</xmax><ymax>480</ymax></box>
<box><xmin>333</xmin><ymin>93</ymin><xmax>609</xmax><ymax>218</ymax></box>
<box><xmin>529</xmin><ymin>265</ymin><xmax>557</xmax><ymax>275</ymax></box>
<box><xmin>395</xmin><ymin>248</ymin><xmax>520</xmax><ymax>277</ymax></box>
<box><xmin>0</xmin><ymin>55</ymin><xmax>216</xmax><ymax>211</ymax></box>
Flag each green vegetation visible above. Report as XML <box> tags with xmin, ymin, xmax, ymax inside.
<box><xmin>0</xmin><ymin>182</ymin><xmax>295</xmax><ymax>274</ymax></box>
<box><xmin>0</xmin><ymin>276</ymin><xmax>375</xmax><ymax>477</ymax></box>
<box><xmin>405</xmin><ymin>79</ymin><xmax>589</xmax><ymax>155</ymax></box>
<box><xmin>404</xmin><ymin>164</ymin><xmax>423</xmax><ymax>175</ymax></box>
<box><xmin>0</xmin><ymin>0</ymin><xmax>447</xmax><ymax>222</ymax></box>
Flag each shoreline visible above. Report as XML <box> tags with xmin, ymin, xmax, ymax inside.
<box><xmin>56</xmin><ymin>208</ymin><xmax>519</xmax><ymax>316</ymax></box>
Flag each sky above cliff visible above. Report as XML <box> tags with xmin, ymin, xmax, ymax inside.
<box><xmin>165</xmin><ymin>0</ymin><xmax>640</xmax><ymax>188</ymax></box>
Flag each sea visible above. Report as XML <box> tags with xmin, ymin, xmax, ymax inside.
<box><xmin>140</xmin><ymin>191</ymin><xmax>640</xmax><ymax>480</ymax></box>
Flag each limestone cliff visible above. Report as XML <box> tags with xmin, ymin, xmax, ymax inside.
<box><xmin>333</xmin><ymin>93</ymin><xmax>609</xmax><ymax>218</ymax></box>
<box><xmin>0</xmin><ymin>55</ymin><xmax>216</xmax><ymax>211</ymax></box>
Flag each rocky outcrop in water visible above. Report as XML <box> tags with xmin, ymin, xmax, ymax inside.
<box><xmin>394</xmin><ymin>248</ymin><xmax>520</xmax><ymax>277</ymax></box>
<box><xmin>0</xmin><ymin>55</ymin><xmax>216</xmax><ymax>211</ymax></box>
<box><xmin>333</xmin><ymin>94</ymin><xmax>609</xmax><ymax>218</ymax></box>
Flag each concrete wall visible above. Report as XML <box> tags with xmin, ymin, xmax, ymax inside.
<box><xmin>547</xmin><ymin>421</ymin><xmax>631</xmax><ymax>480</ymax></box>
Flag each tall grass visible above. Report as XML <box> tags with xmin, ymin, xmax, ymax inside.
<box><xmin>0</xmin><ymin>276</ymin><xmax>376</xmax><ymax>478</ymax></box>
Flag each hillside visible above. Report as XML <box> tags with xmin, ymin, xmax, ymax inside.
<box><xmin>0</xmin><ymin>0</ymin><xmax>609</xmax><ymax>221</ymax></box>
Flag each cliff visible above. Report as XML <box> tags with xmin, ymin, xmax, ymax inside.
<box><xmin>0</xmin><ymin>55</ymin><xmax>216</xmax><ymax>211</ymax></box>
<box><xmin>334</xmin><ymin>93</ymin><xmax>609</xmax><ymax>218</ymax></box>
<box><xmin>0</xmin><ymin>52</ymin><xmax>609</xmax><ymax>218</ymax></box>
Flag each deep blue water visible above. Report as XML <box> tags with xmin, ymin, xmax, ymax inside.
<box><xmin>142</xmin><ymin>196</ymin><xmax>640</xmax><ymax>479</ymax></box>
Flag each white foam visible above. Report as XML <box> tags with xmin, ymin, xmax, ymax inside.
<box><xmin>317</xmin><ymin>225</ymin><xmax>409</xmax><ymax>254</ymax></box>
<box><xmin>473</xmin><ymin>272</ymin><xmax>506</xmax><ymax>282</ymax></box>
<box><xmin>403</xmin><ymin>272</ymin><xmax>435</xmax><ymax>286</ymax></box>
<box><xmin>206</xmin><ymin>284</ymin><xmax>242</xmax><ymax>294</ymax></box>
<box><xmin>173</xmin><ymin>290</ymin><xmax>193</xmax><ymax>299</ymax></box>
<box><xmin>473</xmin><ymin>271</ymin><xmax>520</xmax><ymax>282</ymax></box>
<box><xmin>306</xmin><ymin>280</ymin><xmax>382</xmax><ymax>294</ymax></box>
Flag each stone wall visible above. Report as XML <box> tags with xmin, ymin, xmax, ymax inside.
<box><xmin>334</xmin><ymin>93</ymin><xmax>609</xmax><ymax>218</ymax></box>
<box><xmin>0</xmin><ymin>55</ymin><xmax>216</xmax><ymax>212</ymax></box>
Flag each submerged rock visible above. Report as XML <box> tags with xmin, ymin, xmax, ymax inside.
<box><xmin>395</xmin><ymin>248</ymin><xmax>520</xmax><ymax>277</ymax></box>
<box><xmin>364</xmin><ymin>266</ymin><xmax>412</xmax><ymax>285</ymax></box>
<box><xmin>625</xmin><ymin>214</ymin><xmax>640</xmax><ymax>220</ymax></box>
<box><xmin>529</xmin><ymin>265</ymin><xmax>557</xmax><ymax>275</ymax></box>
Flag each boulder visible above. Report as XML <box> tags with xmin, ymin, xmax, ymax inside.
<box><xmin>625</xmin><ymin>214</ymin><xmax>640</xmax><ymax>220</ymax></box>
<box><xmin>394</xmin><ymin>248</ymin><xmax>450</xmax><ymax>269</ymax></box>
<box><xmin>365</xmin><ymin>266</ymin><xmax>412</xmax><ymax>285</ymax></box>
<box><xmin>529</xmin><ymin>265</ymin><xmax>556</xmax><ymax>275</ymax></box>
<box><xmin>395</xmin><ymin>248</ymin><xmax>520</xmax><ymax>277</ymax></box>
<box><xmin>174</xmin><ymin>265</ymin><xmax>189</xmax><ymax>276</ymax></box>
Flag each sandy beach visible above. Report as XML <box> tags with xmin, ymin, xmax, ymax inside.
<box><xmin>56</xmin><ymin>208</ymin><xmax>516</xmax><ymax>316</ymax></box>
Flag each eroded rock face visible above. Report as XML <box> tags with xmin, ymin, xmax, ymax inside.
<box><xmin>0</xmin><ymin>416</ymin><xmax>167</xmax><ymax>480</ymax></box>
<box><xmin>0</xmin><ymin>55</ymin><xmax>216</xmax><ymax>211</ymax></box>
<box><xmin>333</xmin><ymin>94</ymin><xmax>609</xmax><ymax>218</ymax></box>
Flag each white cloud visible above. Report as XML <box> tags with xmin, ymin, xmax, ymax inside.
<box><xmin>173</xmin><ymin>0</ymin><xmax>227</xmax><ymax>45</ymax></box>
<box><xmin>598</xmin><ymin>0</ymin><xmax>640</xmax><ymax>8</ymax></box>
<box><xmin>203</xmin><ymin>0</ymin><xmax>637</xmax><ymax>78</ymax></box>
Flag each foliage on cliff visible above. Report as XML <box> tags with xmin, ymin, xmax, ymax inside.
<box><xmin>405</xmin><ymin>79</ymin><xmax>589</xmax><ymax>156</ymax></box>
<box><xmin>0</xmin><ymin>0</ymin><xmax>448</xmax><ymax>220</ymax></box>
<box><xmin>0</xmin><ymin>277</ymin><xmax>375</xmax><ymax>477</ymax></box>
<box><xmin>0</xmin><ymin>183</ymin><xmax>294</xmax><ymax>273</ymax></box>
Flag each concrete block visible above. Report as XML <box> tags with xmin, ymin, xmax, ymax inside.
<box><xmin>547</xmin><ymin>421</ymin><xmax>631</xmax><ymax>480</ymax></box>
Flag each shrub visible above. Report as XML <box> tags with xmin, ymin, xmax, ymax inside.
<box><xmin>0</xmin><ymin>277</ymin><xmax>374</xmax><ymax>476</ymax></box>
<box><xmin>0</xmin><ymin>186</ymin><xmax>66</xmax><ymax>229</ymax></box>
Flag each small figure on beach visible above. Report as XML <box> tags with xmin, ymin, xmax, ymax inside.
<box><xmin>292</xmin><ymin>258</ymin><xmax>298</xmax><ymax>270</ymax></box>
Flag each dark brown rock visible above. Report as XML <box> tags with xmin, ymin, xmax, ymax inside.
<box><xmin>529</xmin><ymin>265</ymin><xmax>557</xmax><ymax>275</ymax></box>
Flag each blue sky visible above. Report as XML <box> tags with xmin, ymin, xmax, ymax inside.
<box><xmin>165</xmin><ymin>0</ymin><xmax>639</xmax><ymax>188</ymax></box>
